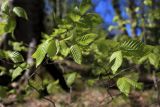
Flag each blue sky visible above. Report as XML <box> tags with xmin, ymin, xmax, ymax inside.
<box><xmin>92</xmin><ymin>0</ymin><xmax>142</xmax><ymax>37</ymax></box>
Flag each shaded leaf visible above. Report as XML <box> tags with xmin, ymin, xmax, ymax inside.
<box><xmin>47</xmin><ymin>80</ymin><xmax>60</xmax><ymax>94</ymax></box>
<box><xmin>66</xmin><ymin>72</ymin><xmax>77</xmax><ymax>86</ymax></box>
<box><xmin>12</xmin><ymin>63</ymin><xmax>27</xmax><ymax>80</ymax></box>
<box><xmin>0</xmin><ymin>86</ymin><xmax>8</xmax><ymax>98</ymax></box>
<box><xmin>8</xmin><ymin>51</ymin><xmax>24</xmax><ymax>63</ymax></box>
<box><xmin>4</xmin><ymin>17</ymin><xmax>16</xmax><ymax>33</ymax></box>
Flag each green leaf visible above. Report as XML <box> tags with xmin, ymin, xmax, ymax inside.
<box><xmin>84</xmin><ymin>13</ymin><xmax>102</xmax><ymax>25</ymax></box>
<box><xmin>148</xmin><ymin>53</ymin><xmax>159</xmax><ymax>68</ymax></box>
<box><xmin>47</xmin><ymin>40</ymin><xmax>57</xmax><ymax>57</ymax></box>
<box><xmin>117</xmin><ymin>77</ymin><xmax>143</xmax><ymax>96</ymax></box>
<box><xmin>32</xmin><ymin>42</ymin><xmax>48</xmax><ymax>67</ymax></box>
<box><xmin>13</xmin><ymin>7</ymin><xmax>28</xmax><ymax>20</ymax></box>
<box><xmin>144</xmin><ymin>0</ymin><xmax>152</xmax><ymax>6</ymax></box>
<box><xmin>110</xmin><ymin>51</ymin><xmax>123</xmax><ymax>74</ymax></box>
<box><xmin>138</xmin><ymin>53</ymin><xmax>159</xmax><ymax>68</ymax></box>
<box><xmin>0</xmin><ymin>86</ymin><xmax>8</xmax><ymax>98</ymax></box>
<box><xmin>32</xmin><ymin>40</ymin><xmax>57</xmax><ymax>67</ymax></box>
<box><xmin>69</xmin><ymin>7</ymin><xmax>81</xmax><ymax>22</ymax></box>
<box><xmin>47</xmin><ymin>80</ymin><xmax>60</xmax><ymax>94</ymax></box>
<box><xmin>121</xmin><ymin>40</ymin><xmax>144</xmax><ymax>51</ymax></box>
<box><xmin>70</xmin><ymin>45</ymin><xmax>82</xmax><ymax>64</ymax></box>
<box><xmin>0</xmin><ymin>22</ymin><xmax>6</xmax><ymax>35</ymax></box>
<box><xmin>8</xmin><ymin>51</ymin><xmax>24</xmax><ymax>63</ymax></box>
<box><xmin>120</xmin><ymin>40</ymin><xmax>144</xmax><ymax>56</ymax></box>
<box><xmin>4</xmin><ymin>17</ymin><xmax>16</xmax><ymax>33</ymax></box>
<box><xmin>29</xmin><ymin>76</ymin><xmax>44</xmax><ymax>91</ymax></box>
<box><xmin>117</xmin><ymin>77</ymin><xmax>131</xmax><ymax>96</ymax></box>
<box><xmin>59</xmin><ymin>40</ymin><xmax>70</xmax><ymax>56</ymax></box>
<box><xmin>78</xmin><ymin>33</ymin><xmax>97</xmax><ymax>46</ymax></box>
<box><xmin>138</xmin><ymin>55</ymin><xmax>148</xmax><ymax>64</ymax></box>
<box><xmin>66</xmin><ymin>72</ymin><xmax>77</xmax><ymax>86</ymax></box>
<box><xmin>80</xmin><ymin>0</ymin><xmax>91</xmax><ymax>15</ymax></box>
<box><xmin>1</xmin><ymin>1</ymin><xmax>10</xmax><ymax>14</ymax></box>
<box><xmin>12</xmin><ymin>63</ymin><xmax>27</xmax><ymax>80</ymax></box>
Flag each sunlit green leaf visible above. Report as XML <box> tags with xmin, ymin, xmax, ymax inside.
<box><xmin>117</xmin><ymin>77</ymin><xmax>143</xmax><ymax>96</ymax></box>
<box><xmin>13</xmin><ymin>7</ymin><xmax>28</xmax><ymax>20</ymax></box>
<box><xmin>69</xmin><ymin>7</ymin><xmax>81</xmax><ymax>22</ymax></box>
<box><xmin>110</xmin><ymin>51</ymin><xmax>123</xmax><ymax>74</ymax></box>
<box><xmin>32</xmin><ymin>43</ymin><xmax>48</xmax><ymax>67</ymax></box>
<box><xmin>1</xmin><ymin>1</ymin><xmax>10</xmax><ymax>14</ymax></box>
<box><xmin>70</xmin><ymin>45</ymin><xmax>82</xmax><ymax>64</ymax></box>
<box><xmin>32</xmin><ymin>40</ymin><xmax>57</xmax><ymax>67</ymax></box>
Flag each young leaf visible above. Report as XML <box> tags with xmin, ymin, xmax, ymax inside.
<box><xmin>110</xmin><ymin>51</ymin><xmax>123</xmax><ymax>74</ymax></box>
<box><xmin>13</xmin><ymin>7</ymin><xmax>28</xmax><ymax>20</ymax></box>
<box><xmin>117</xmin><ymin>77</ymin><xmax>143</xmax><ymax>96</ymax></box>
<box><xmin>70</xmin><ymin>45</ymin><xmax>82</xmax><ymax>64</ymax></box>
<box><xmin>8</xmin><ymin>51</ymin><xmax>24</xmax><ymax>63</ymax></box>
<box><xmin>78</xmin><ymin>33</ymin><xmax>97</xmax><ymax>46</ymax></box>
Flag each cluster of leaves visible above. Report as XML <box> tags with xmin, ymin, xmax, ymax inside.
<box><xmin>31</xmin><ymin>0</ymin><xmax>160</xmax><ymax>96</ymax></box>
<box><xmin>0</xmin><ymin>0</ymin><xmax>29</xmax><ymax>78</ymax></box>
<box><xmin>0</xmin><ymin>0</ymin><xmax>27</xmax><ymax>35</ymax></box>
<box><xmin>0</xmin><ymin>1</ymin><xmax>29</xmax><ymax>98</ymax></box>
<box><xmin>0</xmin><ymin>0</ymin><xmax>160</xmax><ymax>99</ymax></box>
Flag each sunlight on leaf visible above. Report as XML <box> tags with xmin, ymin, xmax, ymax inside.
<box><xmin>13</xmin><ymin>7</ymin><xmax>28</xmax><ymax>20</ymax></box>
<box><xmin>70</xmin><ymin>45</ymin><xmax>82</xmax><ymax>64</ymax></box>
<box><xmin>110</xmin><ymin>51</ymin><xmax>123</xmax><ymax>74</ymax></box>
